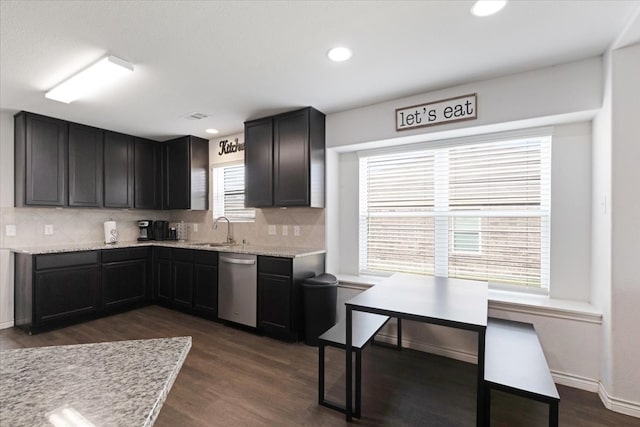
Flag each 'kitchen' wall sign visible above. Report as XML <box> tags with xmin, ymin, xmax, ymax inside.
<box><xmin>395</xmin><ymin>93</ymin><xmax>477</xmax><ymax>131</ymax></box>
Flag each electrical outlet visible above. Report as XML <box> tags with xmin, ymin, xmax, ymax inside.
<box><xmin>268</xmin><ymin>225</ymin><xmax>276</xmax><ymax>235</ymax></box>
<box><xmin>294</xmin><ymin>226</ymin><xmax>300</xmax><ymax>237</ymax></box>
<box><xmin>44</xmin><ymin>224</ymin><xmax>54</xmax><ymax>235</ymax></box>
<box><xmin>282</xmin><ymin>225</ymin><xmax>288</xmax><ymax>236</ymax></box>
<box><xmin>5</xmin><ymin>225</ymin><xmax>16</xmax><ymax>236</ymax></box>
<box><xmin>193</xmin><ymin>223</ymin><xmax>198</xmax><ymax>232</ymax></box>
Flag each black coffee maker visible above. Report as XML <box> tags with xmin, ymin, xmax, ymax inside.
<box><xmin>137</xmin><ymin>220</ymin><xmax>153</xmax><ymax>241</ymax></box>
<box><xmin>153</xmin><ymin>220</ymin><xmax>169</xmax><ymax>241</ymax></box>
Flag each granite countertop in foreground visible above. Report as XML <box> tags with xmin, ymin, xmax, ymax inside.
<box><xmin>8</xmin><ymin>240</ymin><xmax>326</xmax><ymax>258</ymax></box>
<box><xmin>0</xmin><ymin>336</ymin><xmax>191</xmax><ymax>427</ymax></box>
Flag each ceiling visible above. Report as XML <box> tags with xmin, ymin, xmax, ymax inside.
<box><xmin>1</xmin><ymin>1</ymin><xmax>639</xmax><ymax>141</ymax></box>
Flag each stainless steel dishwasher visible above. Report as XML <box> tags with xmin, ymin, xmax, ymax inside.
<box><xmin>218</xmin><ymin>253</ymin><xmax>257</xmax><ymax>327</ymax></box>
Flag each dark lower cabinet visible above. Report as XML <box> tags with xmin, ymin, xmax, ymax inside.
<box><xmin>172</xmin><ymin>249</ymin><xmax>194</xmax><ymax>310</ymax></box>
<box><xmin>154</xmin><ymin>247</ymin><xmax>172</xmax><ymax>304</ymax></box>
<box><xmin>193</xmin><ymin>251</ymin><xmax>218</xmax><ymax>319</ymax></box>
<box><xmin>257</xmin><ymin>254</ymin><xmax>324</xmax><ymax>341</ymax></box>
<box><xmin>15</xmin><ymin>251</ymin><xmax>100</xmax><ymax>334</ymax></box>
<box><xmin>153</xmin><ymin>248</ymin><xmax>218</xmax><ymax>319</ymax></box>
<box><xmin>102</xmin><ymin>248</ymin><xmax>150</xmax><ymax>312</ymax></box>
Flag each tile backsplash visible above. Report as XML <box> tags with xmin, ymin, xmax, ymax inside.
<box><xmin>0</xmin><ymin>206</ymin><xmax>325</xmax><ymax>249</ymax></box>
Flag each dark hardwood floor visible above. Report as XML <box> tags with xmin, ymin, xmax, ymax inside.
<box><xmin>1</xmin><ymin>305</ymin><xmax>638</xmax><ymax>426</ymax></box>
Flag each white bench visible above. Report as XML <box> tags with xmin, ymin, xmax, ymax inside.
<box><xmin>484</xmin><ymin>318</ymin><xmax>560</xmax><ymax>426</ymax></box>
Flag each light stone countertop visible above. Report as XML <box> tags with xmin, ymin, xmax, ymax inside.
<box><xmin>0</xmin><ymin>336</ymin><xmax>191</xmax><ymax>427</ymax></box>
<box><xmin>8</xmin><ymin>240</ymin><xmax>326</xmax><ymax>258</ymax></box>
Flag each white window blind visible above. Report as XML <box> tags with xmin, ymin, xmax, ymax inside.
<box><xmin>213</xmin><ymin>164</ymin><xmax>255</xmax><ymax>222</ymax></box>
<box><xmin>359</xmin><ymin>135</ymin><xmax>551</xmax><ymax>289</ymax></box>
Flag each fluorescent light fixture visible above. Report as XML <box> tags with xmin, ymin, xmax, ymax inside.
<box><xmin>45</xmin><ymin>55</ymin><xmax>134</xmax><ymax>103</ymax></box>
<box><xmin>327</xmin><ymin>47</ymin><xmax>352</xmax><ymax>62</ymax></box>
<box><xmin>471</xmin><ymin>0</ymin><xmax>507</xmax><ymax>17</ymax></box>
<box><xmin>205</xmin><ymin>128</ymin><xmax>219</xmax><ymax>134</ymax></box>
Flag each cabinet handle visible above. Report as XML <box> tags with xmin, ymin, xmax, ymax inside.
<box><xmin>219</xmin><ymin>256</ymin><xmax>256</xmax><ymax>265</ymax></box>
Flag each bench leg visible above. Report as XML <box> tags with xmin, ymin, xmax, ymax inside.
<box><xmin>318</xmin><ymin>343</ymin><xmax>325</xmax><ymax>405</ymax></box>
<box><xmin>484</xmin><ymin>384</ymin><xmax>492</xmax><ymax>426</ymax></box>
<box><xmin>397</xmin><ymin>318</ymin><xmax>402</xmax><ymax>350</ymax></box>
<box><xmin>549</xmin><ymin>400</ymin><xmax>559</xmax><ymax>427</ymax></box>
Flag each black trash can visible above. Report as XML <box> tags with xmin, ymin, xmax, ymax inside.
<box><xmin>302</xmin><ymin>273</ymin><xmax>338</xmax><ymax>346</ymax></box>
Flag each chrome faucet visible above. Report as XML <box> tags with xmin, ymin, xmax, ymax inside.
<box><xmin>213</xmin><ymin>216</ymin><xmax>232</xmax><ymax>244</ymax></box>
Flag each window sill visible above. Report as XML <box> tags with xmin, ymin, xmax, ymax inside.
<box><xmin>334</xmin><ymin>273</ymin><xmax>603</xmax><ymax>324</ymax></box>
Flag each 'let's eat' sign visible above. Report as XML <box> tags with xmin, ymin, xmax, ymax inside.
<box><xmin>395</xmin><ymin>93</ymin><xmax>477</xmax><ymax>131</ymax></box>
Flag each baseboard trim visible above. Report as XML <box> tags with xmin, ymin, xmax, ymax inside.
<box><xmin>551</xmin><ymin>370</ymin><xmax>599</xmax><ymax>392</ymax></box>
<box><xmin>374</xmin><ymin>332</ymin><xmax>478</xmax><ymax>365</ymax></box>
<box><xmin>0</xmin><ymin>320</ymin><xmax>14</xmax><ymax>329</ymax></box>
<box><xmin>598</xmin><ymin>382</ymin><xmax>640</xmax><ymax>418</ymax></box>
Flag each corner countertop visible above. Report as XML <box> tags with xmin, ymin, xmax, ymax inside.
<box><xmin>0</xmin><ymin>336</ymin><xmax>191</xmax><ymax>427</ymax></box>
<box><xmin>7</xmin><ymin>240</ymin><xmax>326</xmax><ymax>259</ymax></box>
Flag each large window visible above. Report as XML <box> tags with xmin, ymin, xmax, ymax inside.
<box><xmin>212</xmin><ymin>163</ymin><xmax>255</xmax><ymax>222</ymax></box>
<box><xmin>359</xmin><ymin>133</ymin><xmax>551</xmax><ymax>290</ymax></box>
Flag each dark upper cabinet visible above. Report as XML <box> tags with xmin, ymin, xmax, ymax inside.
<box><xmin>162</xmin><ymin>136</ymin><xmax>209</xmax><ymax>210</ymax></box>
<box><xmin>14</xmin><ymin>112</ymin><xmax>68</xmax><ymax>207</ymax></box>
<box><xmin>244</xmin><ymin>118</ymin><xmax>273</xmax><ymax>207</ymax></box>
<box><xmin>244</xmin><ymin>107</ymin><xmax>325</xmax><ymax>208</ymax></box>
<box><xmin>104</xmin><ymin>131</ymin><xmax>134</xmax><ymax>208</ymax></box>
<box><xmin>134</xmin><ymin>137</ymin><xmax>161</xmax><ymax>209</ymax></box>
<box><xmin>68</xmin><ymin>123</ymin><xmax>103</xmax><ymax>207</ymax></box>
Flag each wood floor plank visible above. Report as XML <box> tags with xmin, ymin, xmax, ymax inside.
<box><xmin>1</xmin><ymin>305</ymin><xmax>638</xmax><ymax>426</ymax></box>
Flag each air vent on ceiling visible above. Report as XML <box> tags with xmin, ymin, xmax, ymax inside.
<box><xmin>184</xmin><ymin>112</ymin><xmax>208</xmax><ymax>120</ymax></box>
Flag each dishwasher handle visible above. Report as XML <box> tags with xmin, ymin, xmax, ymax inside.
<box><xmin>219</xmin><ymin>256</ymin><xmax>256</xmax><ymax>265</ymax></box>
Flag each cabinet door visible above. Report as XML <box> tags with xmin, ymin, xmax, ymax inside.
<box><xmin>104</xmin><ymin>131</ymin><xmax>133</xmax><ymax>208</ymax></box>
<box><xmin>155</xmin><ymin>257</ymin><xmax>172</xmax><ymax>304</ymax></box>
<box><xmin>258</xmin><ymin>273</ymin><xmax>292</xmax><ymax>337</ymax></box>
<box><xmin>244</xmin><ymin>118</ymin><xmax>273</xmax><ymax>207</ymax></box>
<box><xmin>16</xmin><ymin>113</ymin><xmax>68</xmax><ymax>206</ymax></box>
<box><xmin>173</xmin><ymin>260</ymin><xmax>194</xmax><ymax>309</ymax></box>
<box><xmin>194</xmin><ymin>263</ymin><xmax>218</xmax><ymax>318</ymax></box>
<box><xmin>102</xmin><ymin>259</ymin><xmax>147</xmax><ymax>311</ymax></box>
<box><xmin>68</xmin><ymin>123</ymin><xmax>103</xmax><ymax>207</ymax></box>
<box><xmin>164</xmin><ymin>136</ymin><xmax>190</xmax><ymax>209</ymax></box>
<box><xmin>273</xmin><ymin>109</ymin><xmax>309</xmax><ymax>206</ymax></box>
<box><xmin>134</xmin><ymin>138</ymin><xmax>161</xmax><ymax>209</ymax></box>
<box><xmin>34</xmin><ymin>266</ymin><xmax>100</xmax><ymax>325</ymax></box>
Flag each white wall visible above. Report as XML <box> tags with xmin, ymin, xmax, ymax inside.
<box><xmin>609</xmin><ymin>42</ymin><xmax>640</xmax><ymax>410</ymax></box>
<box><xmin>0</xmin><ymin>111</ymin><xmax>15</xmax><ymax>327</ymax></box>
<box><xmin>323</xmin><ymin>56</ymin><xmax>620</xmax><ymax>405</ymax></box>
<box><xmin>326</xmin><ymin>57</ymin><xmax>601</xmax><ymax>151</ymax></box>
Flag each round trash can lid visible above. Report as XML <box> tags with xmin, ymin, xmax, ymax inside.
<box><xmin>304</xmin><ymin>273</ymin><xmax>338</xmax><ymax>286</ymax></box>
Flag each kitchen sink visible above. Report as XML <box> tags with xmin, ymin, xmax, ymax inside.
<box><xmin>190</xmin><ymin>242</ymin><xmax>236</xmax><ymax>248</ymax></box>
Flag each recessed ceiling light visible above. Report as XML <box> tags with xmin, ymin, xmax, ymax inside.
<box><xmin>45</xmin><ymin>55</ymin><xmax>133</xmax><ymax>103</ymax></box>
<box><xmin>205</xmin><ymin>128</ymin><xmax>219</xmax><ymax>134</ymax></box>
<box><xmin>327</xmin><ymin>47</ymin><xmax>352</xmax><ymax>62</ymax></box>
<box><xmin>470</xmin><ymin>0</ymin><xmax>507</xmax><ymax>17</ymax></box>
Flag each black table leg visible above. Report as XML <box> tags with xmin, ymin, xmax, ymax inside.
<box><xmin>397</xmin><ymin>318</ymin><xmax>402</xmax><ymax>350</ymax></box>
<box><xmin>355</xmin><ymin>349</ymin><xmax>362</xmax><ymax>418</ymax></box>
<box><xmin>318</xmin><ymin>342</ymin><xmax>325</xmax><ymax>405</ymax></box>
<box><xmin>549</xmin><ymin>400</ymin><xmax>559</xmax><ymax>427</ymax></box>
<box><xmin>346</xmin><ymin>306</ymin><xmax>353</xmax><ymax>421</ymax></box>
<box><xmin>477</xmin><ymin>327</ymin><xmax>487</xmax><ymax>427</ymax></box>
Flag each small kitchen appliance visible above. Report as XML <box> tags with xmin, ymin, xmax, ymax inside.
<box><xmin>153</xmin><ymin>220</ymin><xmax>169</xmax><ymax>241</ymax></box>
<box><xmin>137</xmin><ymin>220</ymin><xmax>153</xmax><ymax>241</ymax></box>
